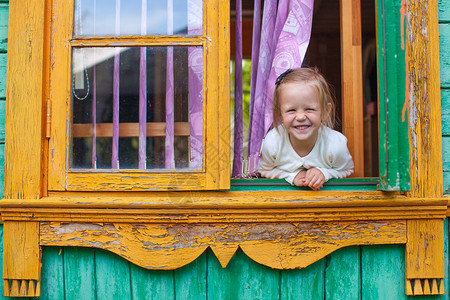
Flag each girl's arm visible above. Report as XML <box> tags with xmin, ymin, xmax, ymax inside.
<box><xmin>316</xmin><ymin>137</ymin><xmax>354</xmax><ymax>181</ymax></box>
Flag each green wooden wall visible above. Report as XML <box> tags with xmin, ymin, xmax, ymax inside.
<box><xmin>0</xmin><ymin>0</ymin><xmax>448</xmax><ymax>299</ymax></box>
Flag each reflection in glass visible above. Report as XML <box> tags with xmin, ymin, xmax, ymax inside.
<box><xmin>71</xmin><ymin>46</ymin><xmax>203</xmax><ymax>171</ymax></box>
<box><xmin>73</xmin><ymin>0</ymin><xmax>202</xmax><ymax>37</ymax></box>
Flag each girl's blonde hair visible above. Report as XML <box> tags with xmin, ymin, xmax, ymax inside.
<box><xmin>272</xmin><ymin>67</ymin><xmax>336</xmax><ymax>129</ymax></box>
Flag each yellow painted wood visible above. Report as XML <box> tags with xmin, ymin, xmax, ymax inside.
<box><xmin>0</xmin><ymin>190</ymin><xmax>445</xmax><ymax>207</ymax></box>
<box><xmin>4</xmin><ymin>0</ymin><xmax>46</xmax><ymax>199</ymax></box>
<box><xmin>0</xmin><ymin>200</ymin><xmax>446</xmax><ymax>223</ymax></box>
<box><xmin>218</xmin><ymin>0</ymin><xmax>230</xmax><ymax>189</ymax></box>
<box><xmin>413</xmin><ymin>279</ymin><xmax>423</xmax><ymax>295</ymax></box>
<box><xmin>431</xmin><ymin>279</ymin><xmax>439</xmax><ymax>294</ymax></box>
<box><xmin>70</xmin><ymin>36</ymin><xmax>205</xmax><ymax>47</ymax></box>
<box><xmin>72</xmin><ymin>122</ymin><xmax>191</xmax><ymax>138</ymax></box>
<box><xmin>66</xmin><ymin>172</ymin><xmax>206</xmax><ymax>191</ymax></box>
<box><xmin>40</xmin><ymin>221</ymin><xmax>405</xmax><ymax>270</ymax></box>
<box><xmin>210</xmin><ymin>244</ymin><xmax>239</xmax><ymax>268</ymax></box>
<box><xmin>406</xmin><ymin>219</ymin><xmax>445</xmax><ymax>279</ymax></box>
<box><xmin>407</xmin><ymin>0</ymin><xmax>443</xmax><ymax>198</ymax></box>
<box><xmin>47</xmin><ymin>0</ymin><xmax>226</xmax><ymax>191</ymax></box>
<box><xmin>205</xmin><ymin>0</ymin><xmax>220</xmax><ymax>189</ymax></box>
<box><xmin>47</xmin><ymin>0</ymin><xmax>73</xmax><ymax>190</ymax></box>
<box><xmin>340</xmin><ymin>0</ymin><xmax>364</xmax><ymax>177</ymax></box>
<box><xmin>3</xmin><ymin>222</ymin><xmax>40</xmax><ymax>281</ymax></box>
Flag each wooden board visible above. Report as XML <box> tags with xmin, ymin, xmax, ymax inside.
<box><xmin>63</xmin><ymin>247</ymin><xmax>95</xmax><ymax>300</ymax></box>
<box><xmin>325</xmin><ymin>246</ymin><xmax>360</xmax><ymax>299</ymax></box>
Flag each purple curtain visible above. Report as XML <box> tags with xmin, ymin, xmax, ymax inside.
<box><xmin>232</xmin><ymin>0</ymin><xmax>243</xmax><ymax>177</ymax></box>
<box><xmin>242</xmin><ymin>0</ymin><xmax>314</xmax><ymax>176</ymax></box>
<box><xmin>188</xmin><ymin>0</ymin><xmax>203</xmax><ymax>170</ymax></box>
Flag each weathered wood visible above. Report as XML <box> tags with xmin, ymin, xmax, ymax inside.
<box><xmin>325</xmin><ymin>246</ymin><xmax>360</xmax><ymax>299</ymax></box>
<box><xmin>340</xmin><ymin>0</ymin><xmax>364</xmax><ymax>177</ymax></box>
<box><xmin>40</xmin><ymin>221</ymin><xmax>406</xmax><ymax>270</ymax></box>
<box><xmin>377</xmin><ymin>0</ymin><xmax>410</xmax><ymax>191</ymax></box>
<box><xmin>70</xmin><ymin>36</ymin><xmax>204</xmax><ymax>47</ymax></box>
<box><xmin>3</xmin><ymin>222</ymin><xmax>40</xmax><ymax>285</ymax></box>
<box><xmin>63</xmin><ymin>247</ymin><xmax>95</xmax><ymax>300</ymax></box>
<box><xmin>5</xmin><ymin>0</ymin><xmax>45</xmax><ymax>199</ymax></box>
<box><xmin>218</xmin><ymin>0</ymin><xmax>230</xmax><ymax>189</ymax></box>
<box><xmin>439</xmin><ymin>25</ymin><xmax>450</xmax><ymax>87</ymax></box>
<box><xmin>207</xmin><ymin>249</ymin><xmax>280</xmax><ymax>300</ymax></box>
<box><xmin>174</xmin><ymin>251</ymin><xmax>207</xmax><ymax>300</ymax></box>
<box><xmin>72</xmin><ymin>122</ymin><xmax>191</xmax><ymax>138</ymax></box>
<box><xmin>361</xmin><ymin>245</ymin><xmax>405</xmax><ymax>299</ymax></box>
<box><xmin>130</xmin><ymin>264</ymin><xmax>175</xmax><ymax>300</ymax></box>
<box><xmin>95</xmin><ymin>249</ymin><xmax>132</xmax><ymax>299</ymax></box>
<box><xmin>0</xmin><ymin>3</ymin><xmax>8</xmax><ymax>55</ymax></box>
<box><xmin>406</xmin><ymin>219</ymin><xmax>445</xmax><ymax>279</ymax></box>
<box><xmin>408</xmin><ymin>0</ymin><xmax>443</xmax><ymax>198</ymax></box>
<box><xmin>40</xmin><ymin>247</ymin><xmax>64</xmax><ymax>300</ymax></box>
<box><xmin>280</xmin><ymin>259</ymin><xmax>325</xmax><ymax>300</ymax></box>
<box><xmin>1</xmin><ymin>196</ymin><xmax>446</xmax><ymax>223</ymax></box>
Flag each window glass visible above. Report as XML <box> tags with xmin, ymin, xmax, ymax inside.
<box><xmin>71</xmin><ymin>46</ymin><xmax>203</xmax><ymax>171</ymax></box>
<box><xmin>73</xmin><ymin>0</ymin><xmax>202</xmax><ymax>37</ymax></box>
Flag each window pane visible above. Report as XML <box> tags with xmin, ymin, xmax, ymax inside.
<box><xmin>71</xmin><ymin>46</ymin><xmax>203</xmax><ymax>171</ymax></box>
<box><xmin>73</xmin><ymin>0</ymin><xmax>202</xmax><ymax>37</ymax></box>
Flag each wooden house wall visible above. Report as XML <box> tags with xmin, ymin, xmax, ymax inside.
<box><xmin>0</xmin><ymin>0</ymin><xmax>448</xmax><ymax>299</ymax></box>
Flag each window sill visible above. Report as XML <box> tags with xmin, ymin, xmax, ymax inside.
<box><xmin>0</xmin><ymin>190</ymin><xmax>446</xmax><ymax>223</ymax></box>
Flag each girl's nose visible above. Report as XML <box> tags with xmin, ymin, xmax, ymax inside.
<box><xmin>296</xmin><ymin>112</ymin><xmax>306</xmax><ymax>121</ymax></box>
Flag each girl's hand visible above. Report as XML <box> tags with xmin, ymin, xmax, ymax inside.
<box><xmin>293</xmin><ymin>170</ymin><xmax>307</xmax><ymax>186</ymax></box>
<box><xmin>302</xmin><ymin>168</ymin><xmax>325</xmax><ymax>190</ymax></box>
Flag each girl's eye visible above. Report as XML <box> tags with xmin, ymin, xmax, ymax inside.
<box><xmin>287</xmin><ymin>109</ymin><xmax>296</xmax><ymax>113</ymax></box>
<box><xmin>306</xmin><ymin>108</ymin><xmax>315</xmax><ymax>112</ymax></box>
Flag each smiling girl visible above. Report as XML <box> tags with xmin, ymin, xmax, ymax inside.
<box><xmin>258</xmin><ymin>68</ymin><xmax>354</xmax><ymax>190</ymax></box>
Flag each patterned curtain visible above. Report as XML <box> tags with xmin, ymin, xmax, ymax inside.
<box><xmin>232</xmin><ymin>0</ymin><xmax>315</xmax><ymax>177</ymax></box>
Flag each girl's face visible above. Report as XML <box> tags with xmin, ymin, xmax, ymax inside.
<box><xmin>278</xmin><ymin>82</ymin><xmax>324</xmax><ymax>155</ymax></box>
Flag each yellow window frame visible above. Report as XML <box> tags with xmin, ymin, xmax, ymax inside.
<box><xmin>47</xmin><ymin>0</ymin><xmax>230</xmax><ymax>192</ymax></box>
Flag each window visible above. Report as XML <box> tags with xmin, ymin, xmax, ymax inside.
<box><xmin>1</xmin><ymin>0</ymin><xmax>445</xmax><ymax>297</ymax></box>
<box><xmin>47</xmin><ymin>0</ymin><xmax>230</xmax><ymax>191</ymax></box>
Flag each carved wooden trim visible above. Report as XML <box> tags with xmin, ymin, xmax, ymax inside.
<box><xmin>40</xmin><ymin>221</ymin><xmax>406</xmax><ymax>270</ymax></box>
<box><xmin>405</xmin><ymin>219</ymin><xmax>445</xmax><ymax>295</ymax></box>
<box><xmin>3</xmin><ymin>222</ymin><xmax>41</xmax><ymax>297</ymax></box>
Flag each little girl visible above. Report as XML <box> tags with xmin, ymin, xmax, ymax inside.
<box><xmin>258</xmin><ymin>68</ymin><xmax>354</xmax><ymax>190</ymax></box>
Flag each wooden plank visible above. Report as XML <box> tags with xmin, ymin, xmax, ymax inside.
<box><xmin>0</xmin><ymin>54</ymin><xmax>6</xmax><ymax>99</ymax></box>
<box><xmin>47</xmin><ymin>0</ymin><xmax>73</xmax><ymax>190</ymax></box>
<box><xmin>204</xmin><ymin>0</ymin><xmax>220</xmax><ymax>189</ymax></box>
<box><xmin>3</xmin><ymin>222</ymin><xmax>39</xmax><ymax>280</ymax></box>
<box><xmin>340</xmin><ymin>0</ymin><xmax>364</xmax><ymax>177</ymax></box>
<box><xmin>130</xmin><ymin>264</ymin><xmax>175</xmax><ymax>300</ymax></box>
<box><xmin>0</xmin><ymin>100</ymin><xmax>5</xmax><ymax>142</ymax></box>
<box><xmin>0</xmin><ymin>225</ymin><xmax>14</xmax><ymax>300</ymax></box>
<box><xmin>63</xmin><ymin>247</ymin><xmax>96</xmax><ymax>300</ymax></box>
<box><xmin>325</xmin><ymin>246</ymin><xmax>360</xmax><ymax>299</ymax></box>
<box><xmin>174</xmin><ymin>251</ymin><xmax>207</xmax><ymax>300</ymax></box>
<box><xmin>72</xmin><ymin>122</ymin><xmax>190</xmax><ymax>138</ymax></box>
<box><xmin>4</xmin><ymin>0</ymin><xmax>45</xmax><ymax>199</ymax></box>
<box><xmin>207</xmin><ymin>249</ymin><xmax>280</xmax><ymax>300</ymax></box>
<box><xmin>40</xmin><ymin>247</ymin><xmax>65</xmax><ymax>300</ymax></box>
<box><xmin>0</xmin><ymin>144</ymin><xmax>4</xmax><ymax>199</ymax></box>
<box><xmin>70</xmin><ymin>36</ymin><xmax>204</xmax><ymax>47</ymax></box>
<box><xmin>440</xmin><ymin>89</ymin><xmax>450</xmax><ymax>134</ymax></box>
<box><xmin>408</xmin><ymin>0</ymin><xmax>443</xmax><ymax>198</ymax></box>
<box><xmin>66</xmin><ymin>172</ymin><xmax>206</xmax><ymax>191</ymax></box>
<box><xmin>280</xmin><ymin>259</ymin><xmax>325</xmax><ymax>300</ymax></box>
<box><xmin>95</xmin><ymin>249</ymin><xmax>132</xmax><ymax>299</ymax></box>
<box><xmin>377</xmin><ymin>0</ymin><xmax>410</xmax><ymax>191</ymax></box>
<box><xmin>406</xmin><ymin>219</ymin><xmax>445</xmax><ymax>279</ymax></box>
<box><xmin>217</xmin><ymin>0</ymin><xmax>230</xmax><ymax>189</ymax></box>
<box><xmin>438</xmin><ymin>0</ymin><xmax>450</xmax><ymax>21</ymax></box>
<box><xmin>361</xmin><ymin>245</ymin><xmax>405</xmax><ymax>299</ymax></box>
<box><xmin>0</xmin><ymin>3</ymin><xmax>8</xmax><ymax>54</ymax></box>
<box><xmin>439</xmin><ymin>25</ymin><xmax>450</xmax><ymax>87</ymax></box>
